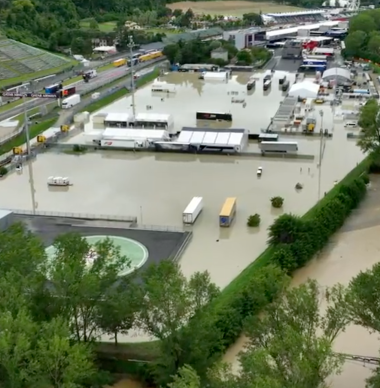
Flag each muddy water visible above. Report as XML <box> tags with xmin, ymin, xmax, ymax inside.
<box><xmin>223</xmin><ymin>176</ymin><xmax>380</xmax><ymax>388</ymax></box>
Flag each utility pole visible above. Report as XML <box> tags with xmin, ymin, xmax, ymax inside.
<box><xmin>128</xmin><ymin>35</ymin><xmax>136</xmax><ymax>117</ymax></box>
<box><xmin>23</xmin><ymin>95</ymin><xmax>31</xmax><ymax>156</ymax></box>
<box><xmin>318</xmin><ymin>109</ymin><xmax>324</xmax><ymax>200</ymax></box>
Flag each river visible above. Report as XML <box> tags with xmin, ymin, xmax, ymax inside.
<box><xmin>223</xmin><ymin>175</ymin><xmax>380</xmax><ymax>387</ymax></box>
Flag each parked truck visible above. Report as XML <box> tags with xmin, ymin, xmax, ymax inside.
<box><xmin>61</xmin><ymin>94</ymin><xmax>81</xmax><ymax>109</ymax></box>
<box><xmin>183</xmin><ymin>197</ymin><xmax>203</xmax><ymax>224</ymax></box>
<box><xmin>260</xmin><ymin>141</ymin><xmax>298</xmax><ymax>154</ymax></box>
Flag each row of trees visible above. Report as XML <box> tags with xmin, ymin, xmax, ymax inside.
<box><xmin>168</xmin><ymin>260</ymin><xmax>380</xmax><ymax>388</ymax></box>
<box><xmin>163</xmin><ymin>39</ymin><xmax>238</xmax><ymax>66</ymax></box>
<box><xmin>344</xmin><ymin>9</ymin><xmax>380</xmax><ymax>63</ymax></box>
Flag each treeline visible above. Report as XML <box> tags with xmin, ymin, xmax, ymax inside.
<box><xmin>344</xmin><ymin>9</ymin><xmax>380</xmax><ymax>63</ymax></box>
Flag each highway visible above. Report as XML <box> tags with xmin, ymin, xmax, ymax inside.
<box><xmin>0</xmin><ymin>58</ymin><xmax>164</xmax><ymax>122</ymax></box>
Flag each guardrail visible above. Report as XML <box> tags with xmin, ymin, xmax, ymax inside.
<box><xmin>132</xmin><ymin>224</ymin><xmax>184</xmax><ymax>232</ymax></box>
<box><xmin>10</xmin><ymin>209</ymin><xmax>138</xmax><ymax>223</ymax></box>
<box><xmin>173</xmin><ymin>231</ymin><xmax>193</xmax><ymax>262</ymax></box>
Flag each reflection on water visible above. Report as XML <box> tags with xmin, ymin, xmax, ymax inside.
<box><xmin>223</xmin><ymin>176</ymin><xmax>380</xmax><ymax>387</ymax></box>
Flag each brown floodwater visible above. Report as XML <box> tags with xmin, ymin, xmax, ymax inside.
<box><xmin>223</xmin><ymin>176</ymin><xmax>380</xmax><ymax>387</ymax></box>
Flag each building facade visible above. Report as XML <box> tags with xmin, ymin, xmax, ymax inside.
<box><xmin>222</xmin><ymin>28</ymin><xmax>266</xmax><ymax>50</ymax></box>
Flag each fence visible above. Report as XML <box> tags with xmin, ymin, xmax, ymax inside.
<box><xmin>10</xmin><ymin>209</ymin><xmax>138</xmax><ymax>223</ymax></box>
<box><xmin>131</xmin><ymin>224</ymin><xmax>184</xmax><ymax>232</ymax></box>
<box><xmin>173</xmin><ymin>231</ymin><xmax>193</xmax><ymax>262</ymax></box>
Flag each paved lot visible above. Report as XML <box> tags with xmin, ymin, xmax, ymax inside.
<box><xmin>13</xmin><ymin>214</ymin><xmax>189</xmax><ymax>269</ymax></box>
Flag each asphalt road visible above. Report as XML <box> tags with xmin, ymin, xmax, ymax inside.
<box><xmin>0</xmin><ymin>59</ymin><xmax>163</xmax><ymax>122</ymax></box>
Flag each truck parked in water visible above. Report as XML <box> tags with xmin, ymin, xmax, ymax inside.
<box><xmin>259</xmin><ymin>141</ymin><xmax>298</xmax><ymax>154</ymax></box>
<box><xmin>219</xmin><ymin>197</ymin><xmax>237</xmax><ymax>227</ymax></box>
<box><xmin>183</xmin><ymin>197</ymin><xmax>203</xmax><ymax>224</ymax></box>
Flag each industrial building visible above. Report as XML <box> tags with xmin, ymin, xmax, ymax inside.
<box><xmin>155</xmin><ymin>127</ymin><xmax>248</xmax><ymax>153</ymax></box>
<box><xmin>322</xmin><ymin>67</ymin><xmax>352</xmax><ymax>85</ymax></box>
<box><xmin>222</xmin><ymin>27</ymin><xmax>266</xmax><ymax>50</ymax></box>
<box><xmin>104</xmin><ymin>113</ymin><xmax>133</xmax><ymax>128</ymax></box>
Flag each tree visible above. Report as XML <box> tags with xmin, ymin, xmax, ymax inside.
<box><xmin>169</xmin><ymin>365</ymin><xmax>201</xmax><ymax>388</ymax></box>
<box><xmin>268</xmin><ymin>213</ymin><xmax>303</xmax><ymax>245</ymax></box>
<box><xmin>137</xmin><ymin>261</ymin><xmax>220</xmax><ymax>384</ymax></box>
<box><xmin>270</xmin><ymin>196</ymin><xmax>284</xmax><ymax>208</ymax></box>
<box><xmin>348</xmin><ymin>262</ymin><xmax>380</xmax><ymax>333</ymax></box>
<box><xmin>236</xmin><ymin>50</ymin><xmax>252</xmax><ymax>65</ymax></box>
<box><xmin>247</xmin><ymin>214</ymin><xmax>260</xmax><ymax>227</ymax></box>
<box><xmin>357</xmin><ymin>98</ymin><xmax>380</xmax><ymax>153</ymax></box>
<box><xmin>35</xmin><ymin>317</ymin><xmax>96</xmax><ymax>388</ymax></box>
<box><xmin>45</xmin><ymin>233</ymin><xmax>131</xmax><ymax>342</ymax></box>
<box><xmin>242</xmin><ymin>13</ymin><xmax>263</xmax><ymax>26</ymax></box>
<box><xmin>212</xmin><ymin>280</ymin><xmax>351</xmax><ymax>388</ymax></box>
<box><xmin>97</xmin><ymin>280</ymin><xmax>139</xmax><ymax>345</ymax></box>
<box><xmin>0</xmin><ymin>309</ymin><xmax>38</xmax><ymax>388</ymax></box>
<box><xmin>349</xmin><ymin>13</ymin><xmax>376</xmax><ymax>34</ymax></box>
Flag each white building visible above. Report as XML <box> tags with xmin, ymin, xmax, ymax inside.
<box><xmin>134</xmin><ymin>113</ymin><xmax>175</xmax><ymax>134</ymax></box>
<box><xmin>222</xmin><ymin>28</ymin><xmax>266</xmax><ymax>50</ymax></box>
<box><xmin>288</xmin><ymin>82</ymin><xmax>320</xmax><ymax>99</ymax></box>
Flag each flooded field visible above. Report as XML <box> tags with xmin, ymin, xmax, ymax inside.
<box><xmin>223</xmin><ymin>175</ymin><xmax>380</xmax><ymax>388</ymax></box>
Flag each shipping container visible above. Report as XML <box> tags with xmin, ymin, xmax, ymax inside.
<box><xmin>183</xmin><ymin>197</ymin><xmax>203</xmax><ymax>224</ymax></box>
<box><xmin>100</xmin><ymin>139</ymin><xmax>147</xmax><ymax>148</ymax></box>
<box><xmin>219</xmin><ymin>197</ymin><xmax>237</xmax><ymax>227</ymax></box>
<box><xmin>260</xmin><ymin>141</ymin><xmax>298</xmax><ymax>154</ymax></box>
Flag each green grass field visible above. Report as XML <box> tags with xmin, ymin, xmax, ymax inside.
<box><xmin>80</xmin><ymin>20</ymin><xmax>117</xmax><ymax>32</ymax></box>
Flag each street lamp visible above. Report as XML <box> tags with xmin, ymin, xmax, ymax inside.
<box><xmin>23</xmin><ymin>95</ymin><xmax>31</xmax><ymax>156</ymax></box>
<box><xmin>127</xmin><ymin>35</ymin><xmax>136</xmax><ymax>117</ymax></box>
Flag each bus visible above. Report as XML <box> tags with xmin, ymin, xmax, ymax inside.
<box><xmin>219</xmin><ymin>197</ymin><xmax>237</xmax><ymax>227</ymax></box>
<box><xmin>139</xmin><ymin>50</ymin><xmax>163</xmax><ymax>62</ymax></box>
<box><xmin>196</xmin><ymin>112</ymin><xmax>233</xmax><ymax>121</ymax></box>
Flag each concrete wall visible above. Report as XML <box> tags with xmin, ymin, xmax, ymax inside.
<box><xmin>0</xmin><ymin>210</ymin><xmax>13</xmax><ymax>231</ymax></box>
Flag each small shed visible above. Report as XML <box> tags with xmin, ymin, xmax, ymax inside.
<box><xmin>211</xmin><ymin>47</ymin><xmax>228</xmax><ymax>62</ymax></box>
<box><xmin>322</xmin><ymin>67</ymin><xmax>351</xmax><ymax>85</ymax></box>
<box><xmin>288</xmin><ymin>82</ymin><xmax>320</xmax><ymax>99</ymax></box>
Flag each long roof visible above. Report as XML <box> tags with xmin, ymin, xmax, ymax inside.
<box><xmin>266</xmin><ymin>21</ymin><xmax>339</xmax><ymax>38</ymax></box>
<box><xmin>178</xmin><ymin>127</ymin><xmax>245</xmax><ymax>147</ymax></box>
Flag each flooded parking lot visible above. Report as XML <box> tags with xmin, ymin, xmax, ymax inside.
<box><xmin>0</xmin><ymin>148</ymin><xmax>363</xmax><ymax>289</ymax></box>
<box><xmin>223</xmin><ymin>176</ymin><xmax>380</xmax><ymax>388</ymax></box>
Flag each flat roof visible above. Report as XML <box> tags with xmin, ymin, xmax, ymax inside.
<box><xmin>102</xmin><ymin>128</ymin><xmax>169</xmax><ymax>140</ymax></box>
<box><xmin>178</xmin><ymin>128</ymin><xmax>245</xmax><ymax>147</ymax></box>
<box><xmin>105</xmin><ymin>113</ymin><xmax>132</xmax><ymax>122</ymax></box>
<box><xmin>135</xmin><ymin>113</ymin><xmax>172</xmax><ymax>122</ymax></box>
<box><xmin>266</xmin><ymin>21</ymin><xmax>339</xmax><ymax>38</ymax></box>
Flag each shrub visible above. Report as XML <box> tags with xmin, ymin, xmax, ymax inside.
<box><xmin>271</xmin><ymin>196</ymin><xmax>284</xmax><ymax>208</ymax></box>
<box><xmin>247</xmin><ymin>214</ymin><xmax>260</xmax><ymax>227</ymax></box>
<box><xmin>362</xmin><ymin>173</ymin><xmax>370</xmax><ymax>185</ymax></box>
<box><xmin>268</xmin><ymin>214</ymin><xmax>303</xmax><ymax>246</ymax></box>
<box><xmin>0</xmin><ymin>166</ymin><xmax>8</xmax><ymax>176</ymax></box>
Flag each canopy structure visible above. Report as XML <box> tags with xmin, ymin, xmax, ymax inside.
<box><xmin>288</xmin><ymin>82</ymin><xmax>320</xmax><ymax>99</ymax></box>
<box><xmin>322</xmin><ymin>67</ymin><xmax>351</xmax><ymax>84</ymax></box>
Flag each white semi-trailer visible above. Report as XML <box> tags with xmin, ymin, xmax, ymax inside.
<box><xmin>183</xmin><ymin>197</ymin><xmax>203</xmax><ymax>224</ymax></box>
<box><xmin>62</xmin><ymin>94</ymin><xmax>81</xmax><ymax>109</ymax></box>
<box><xmin>260</xmin><ymin>141</ymin><xmax>298</xmax><ymax>154</ymax></box>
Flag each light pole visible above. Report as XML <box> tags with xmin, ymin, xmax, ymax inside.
<box><xmin>318</xmin><ymin>109</ymin><xmax>324</xmax><ymax>200</ymax></box>
<box><xmin>128</xmin><ymin>35</ymin><xmax>136</xmax><ymax>117</ymax></box>
<box><xmin>23</xmin><ymin>95</ymin><xmax>31</xmax><ymax>156</ymax></box>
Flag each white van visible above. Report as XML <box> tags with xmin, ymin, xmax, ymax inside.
<box><xmin>344</xmin><ymin>121</ymin><xmax>358</xmax><ymax>128</ymax></box>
